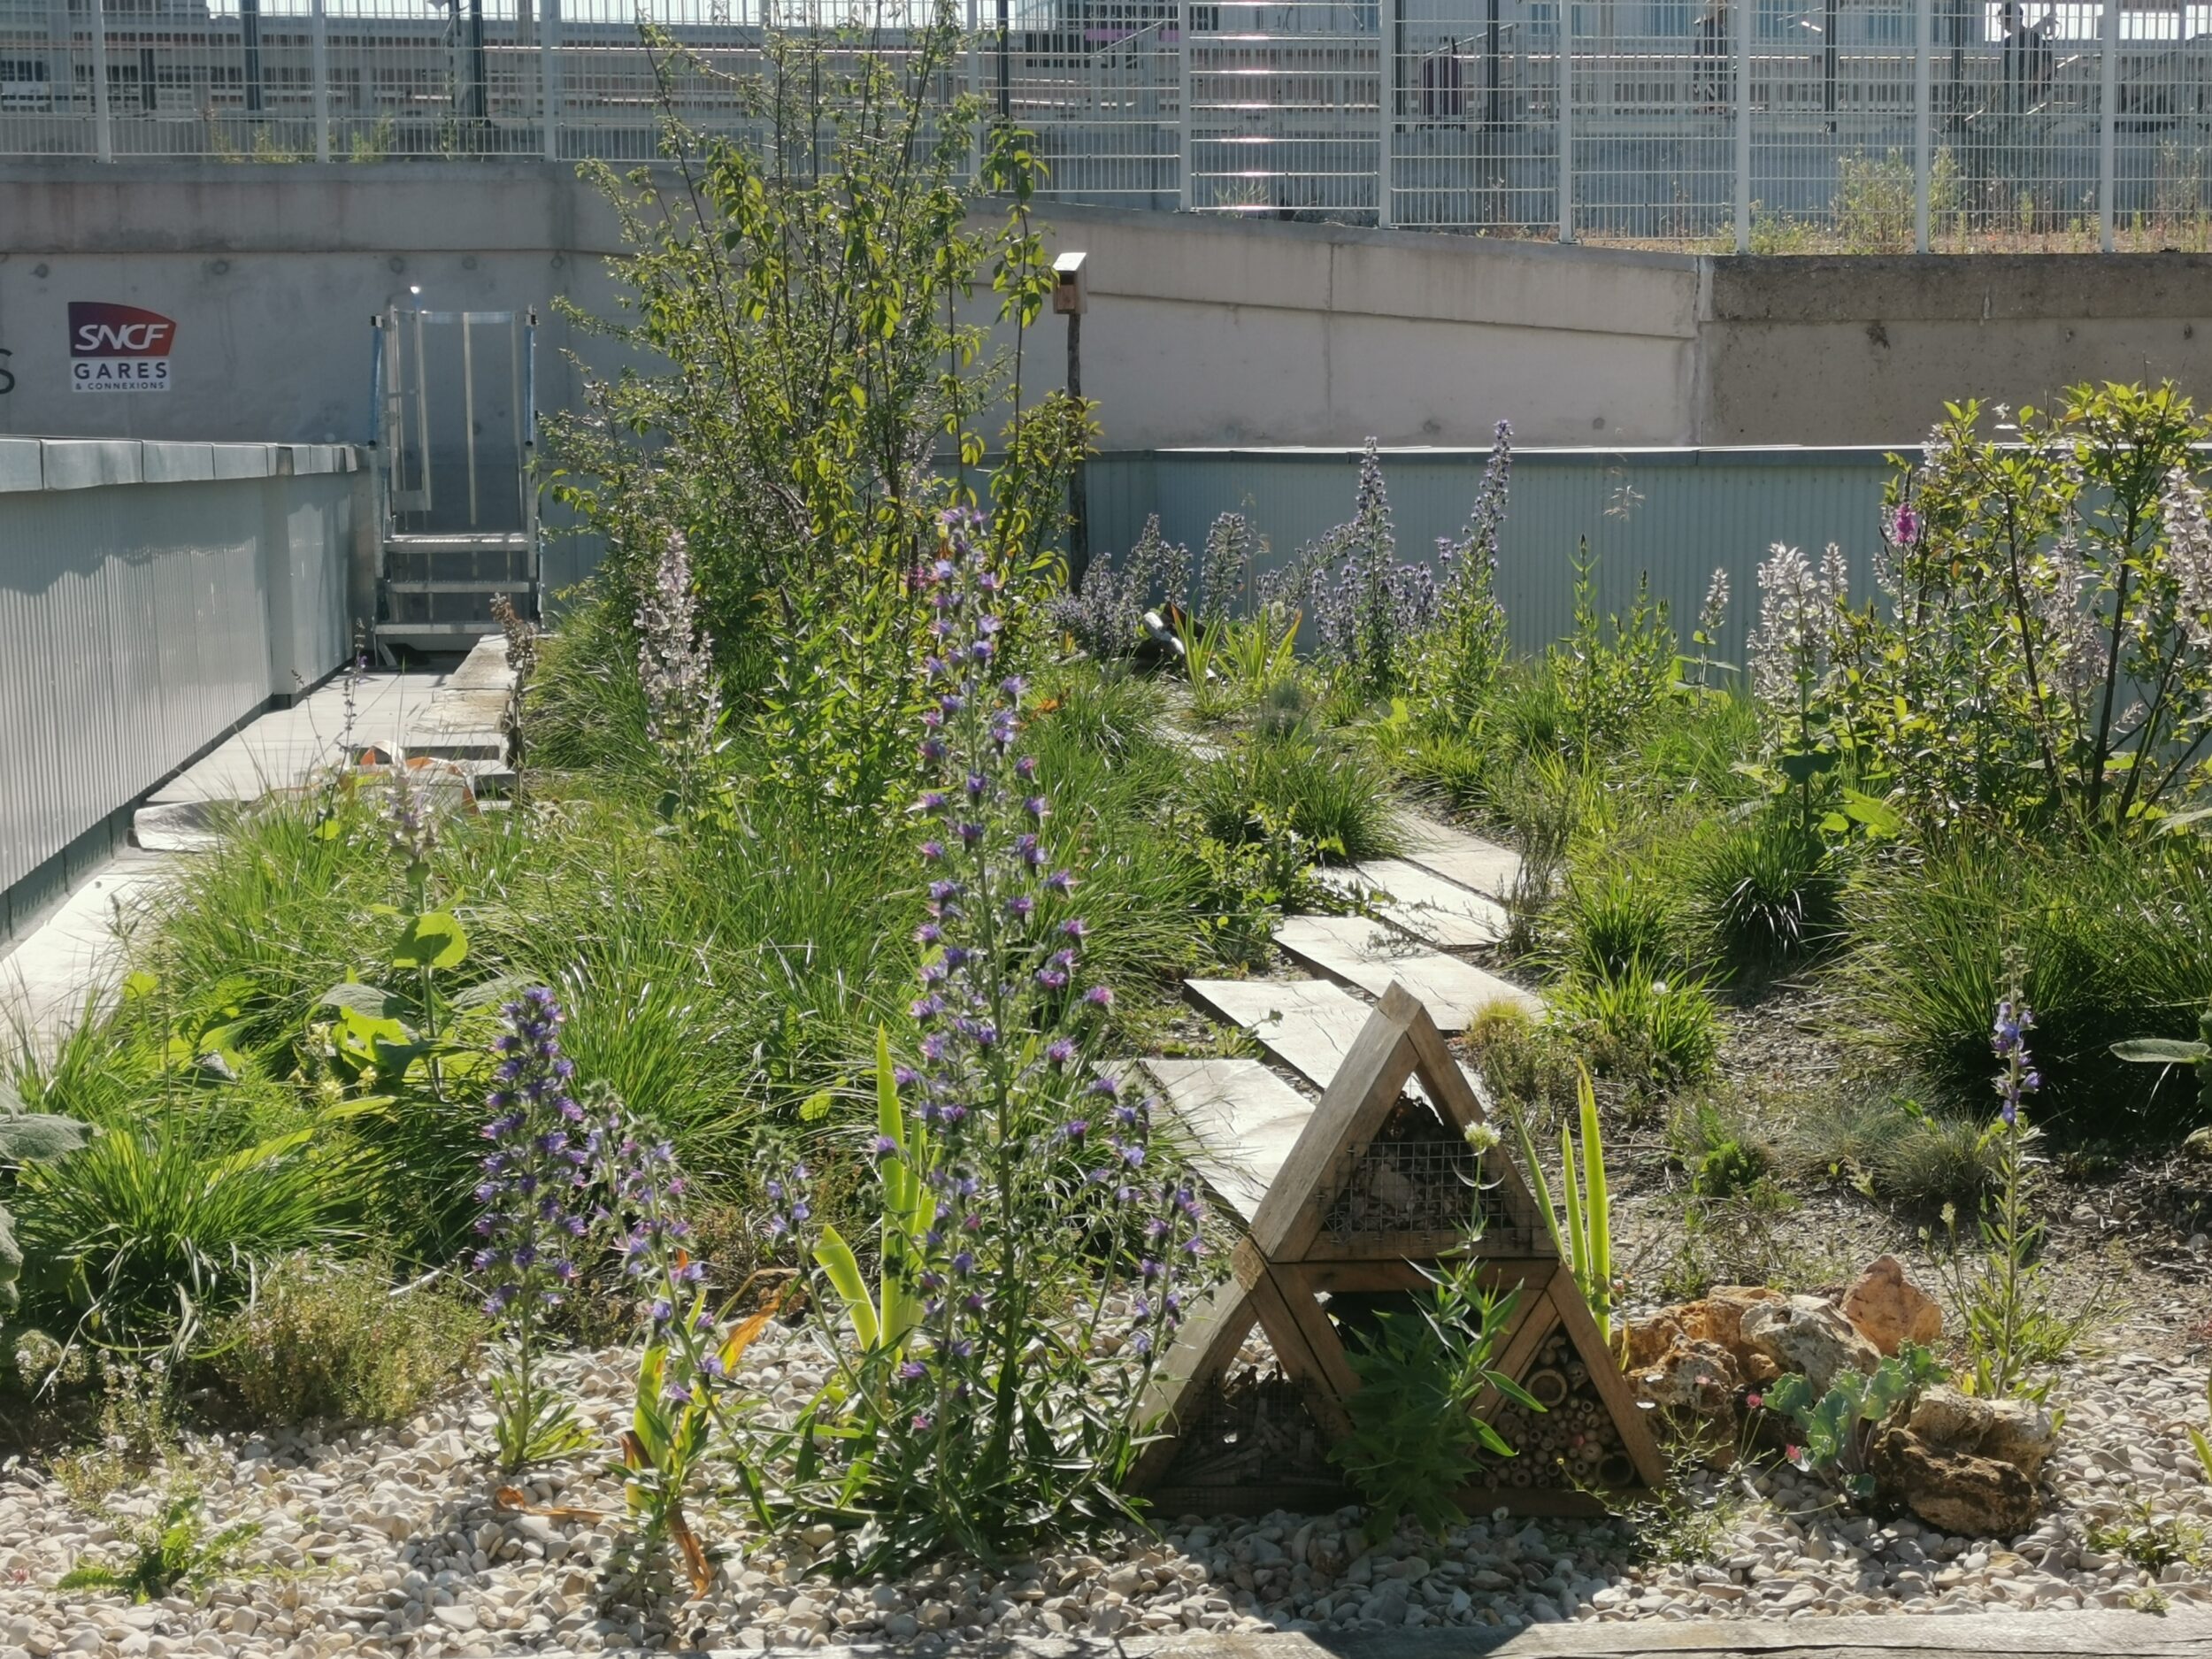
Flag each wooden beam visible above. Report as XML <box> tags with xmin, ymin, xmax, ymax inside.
<box><xmin>1248</xmin><ymin>1014</ymin><xmax>1417</xmax><ymax>1260</ymax></box>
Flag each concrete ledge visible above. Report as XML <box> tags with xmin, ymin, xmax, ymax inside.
<box><xmin>38</xmin><ymin>438</ymin><xmax>143</xmax><ymax>490</ymax></box>
<box><xmin>1706</xmin><ymin>250</ymin><xmax>2212</xmax><ymax>324</ymax></box>
<box><xmin>140</xmin><ymin>441</ymin><xmax>217</xmax><ymax>485</ymax></box>
<box><xmin>0</xmin><ymin>438</ymin><xmax>41</xmax><ymax>495</ymax></box>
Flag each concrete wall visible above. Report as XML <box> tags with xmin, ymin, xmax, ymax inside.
<box><xmin>1696</xmin><ymin>255</ymin><xmax>2212</xmax><ymax>446</ymax></box>
<box><xmin>2</xmin><ymin>164</ymin><xmax>2208</xmax><ymax>460</ymax></box>
<box><xmin>0</xmin><ymin>437</ymin><xmax>366</xmax><ymax>933</ymax></box>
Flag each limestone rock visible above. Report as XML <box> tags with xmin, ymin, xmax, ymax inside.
<box><xmin>1869</xmin><ymin>1423</ymin><xmax>2040</xmax><ymax>1538</ymax></box>
<box><xmin>1630</xmin><ymin>1338</ymin><xmax>1741</xmax><ymax>1417</ymax></box>
<box><xmin>1905</xmin><ymin>1386</ymin><xmax>2057</xmax><ymax>1480</ymax></box>
<box><xmin>1839</xmin><ymin>1256</ymin><xmax>1943</xmax><ymax>1356</ymax></box>
<box><xmin>1740</xmin><ymin>1294</ymin><xmax>1879</xmax><ymax>1394</ymax></box>
<box><xmin>1678</xmin><ymin>1286</ymin><xmax>1786</xmax><ymax>1355</ymax></box>
<box><xmin>1624</xmin><ymin>1313</ymin><xmax>1684</xmax><ymax>1371</ymax></box>
<box><xmin>1625</xmin><ymin>1286</ymin><xmax>1785</xmax><ymax>1386</ymax></box>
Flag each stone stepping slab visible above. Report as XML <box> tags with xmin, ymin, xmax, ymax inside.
<box><xmin>1395</xmin><ymin>810</ymin><xmax>1524</xmax><ymax>901</ymax></box>
<box><xmin>1317</xmin><ymin>857</ymin><xmax>1509</xmax><ymax>949</ymax></box>
<box><xmin>1272</xmin><ymin>915</ymin><xmax>1542</xmax><ymax>1032</ymax></box>
<box><xmin>1141</xmin><ymin>1057</ymin><xmax>1316</xmax><ymax>1225</ymax></box>
<box><xmin>1182</xmin><ymin>977</ymin><xmax>1382</xmax><ymax>1094</ymax></box>
<box><xmin>1179</xmin><ymin>975</ymin><xmax>1485</xmax><ymax>1117</ymax></box>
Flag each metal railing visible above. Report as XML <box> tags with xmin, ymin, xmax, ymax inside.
<box><xmin>4</xmin><ymin>0</ymin><xmax>2208</xmax><ymax>250</ymax></box>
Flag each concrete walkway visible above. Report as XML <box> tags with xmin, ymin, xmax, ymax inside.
<box><xmin>1159</xmin><ymin>807</ymin><xmax>1537</xmax><ymax>1220</ymax></box>
<box><xmin>0</xmin><ymin>657</ymin><xmax>482</xmax><ymax>1064</ymax></box>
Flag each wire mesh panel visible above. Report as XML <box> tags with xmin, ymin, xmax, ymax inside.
<box><xmin>1387</xmin><ymin>0</ymin><xmax>1560</xmax><ymax>231</ymax></box>
<box><xmin>1571</xmin><ymin>6</ymin><xmax>1732</xmax><ymax>243</ymax></box>
<box><xmin>1002</xmin><ymin>2</ymin><xmax>1181</xmax><ymax>205</ymax></box>
<box><xmin>2113</xmin><ymin>4</ymin><xmax>2212</xmax><ymax>250</ymax></box>
<box><xmin>5</xmin><ymin>0</ymin><xmax>2208</xmax><ymax>253</ymax></box>
<box><xmin>1187</xmin><ymin>0</ymin><xmax>1382</xmax><ymax>219</ymax></box>
<box><xmin>1926</xmin><ymin>0</ymin><xmax>2096</xmax><ymax>246</ymax></box>
<box><xmin>1745</xmin><ymin>0</ymin><xmax>1917</xmax><ymax>248</ymax></box>
<box><xmin>0</xmin><ymin>0</ymin><xmax>93</xmax><ymax>157</ymax></box>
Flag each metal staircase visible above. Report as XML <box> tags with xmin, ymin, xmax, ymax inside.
<box><xmin>371</xmin><ymin>306</ymin><xmax>539</xmax><ymax>656</ymax></box>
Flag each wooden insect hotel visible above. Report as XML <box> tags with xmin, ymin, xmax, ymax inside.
<box><xmin>1130</xmin><ymin>982</ymin><xmax>1663</xmax><ymax>1517</ymax></box>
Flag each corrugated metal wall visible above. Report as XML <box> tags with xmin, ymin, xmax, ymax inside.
<box><xmin>0</xmin><ymin>441</ymin><xmax>365</xmax><ymax>902</ymax></box>
<box><xmin>1087</xmin><ymin>446</ymin><xmax>1901</xmax><ymax>676</ymax></box>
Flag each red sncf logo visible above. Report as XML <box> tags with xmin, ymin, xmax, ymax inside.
<box><xmin>69</xmin><ymin>303</ymin><xmax>176</xmax><ymax>358</ymax></box>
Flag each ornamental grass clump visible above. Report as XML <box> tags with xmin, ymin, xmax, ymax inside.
<box><xmin>749</xmin><ymin>509</ymin><xmax>1213</xmax><ymax>1569</ymax></box>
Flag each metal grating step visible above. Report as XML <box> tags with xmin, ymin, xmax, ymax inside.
<box><xmin>384</xmin><ymin>580</ymin><xmax>536</xmax><ymax>595</ymax></box>
<box><xmin>384</xmin><ymin>534</ymin><xmax>533</xmax><ymax>553</ymax></box>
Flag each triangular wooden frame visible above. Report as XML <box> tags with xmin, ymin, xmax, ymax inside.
<box><xmin>1131</xmin><ymin>982</ymin><xmax>1665</xmax><ymax>1518</ymax></box>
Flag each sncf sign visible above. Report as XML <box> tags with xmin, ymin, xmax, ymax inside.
<box><xmin>69</xmin><ymin>302</ymin><xmax>176</xmax><ymax>393</ymax></box>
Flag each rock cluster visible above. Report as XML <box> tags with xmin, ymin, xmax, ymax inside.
<box><xmin>1622</xmin><ymin>1256</ymin><xmax>2073</xmax><ymax>1536</ymax></box>
<box><xmin>1626</xmin><ymin>1256</ymin><xmax>1943</xmax><ymax>1414</ymax></box>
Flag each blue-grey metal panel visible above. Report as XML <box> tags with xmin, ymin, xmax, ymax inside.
<box><xmin>0</xmin><ymin>459</ymin><xmax>363</xmax><ymax>896</ymax></box>
<box><xmin>1086</xmin><ymin>445</ymin><xmax>1901</xmax><ymax>677</ymax></box>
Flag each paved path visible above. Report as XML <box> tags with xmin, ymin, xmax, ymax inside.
<box><xmin>1159</xmin><ymin>807</ymin><xmax>1535</xmax><ymax>1219</ymax></box>
<box><xmin>2</xmin><ymin>646</ymin><xmax>506</xmax><ymax>1063</ymax></box>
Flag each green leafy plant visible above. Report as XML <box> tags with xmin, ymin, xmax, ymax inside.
<box><xmin>1172</xmin><ymin>609</ymin><xmax>1245</xmax><ymax>724</ymax></box>
<box><xmin>808</xmin><ymin>1033</ymin><xmax>929</xmax><ymax>1361</ymax></box>
<box><xmin>204</xmin><ymin>1254</ymin><xmax>483</xmax><ymax>1428</ymax></box>
<box><xmin>1217</xmin><ymin>610</ymin><xmax>1301</xmax><ymax>700</ymax></box>
<box><xmin>1545</xmin><ymin>539</ymin><xmax>1679</xmax><ymax>760</ymax></box>
<box><xmin>1869</xmin><ymin>1108</ymin><xmax>2001</xmax><ymax>1212</ymax></box>
<box><xmin>1552</xmin><ymin>866</ymin><xmax>1681</xmax><ymax>984</ymax></box>
<box><xmin>2191</xmin><ymin>1371</ymin><xmax>2212</xmax><ymax>1484</ymax></box>
<box><xmin>1804</xmin><ymin>384</ymin><xmax>2212</xmax><ymax>836</ymax></box>
<box><xmin>1192</xmin><ymin>724</ymin><xmax>1402</xmax><ymax>864</ymax></box>
<box><xmin>1558</xmin><ymin>964</ymin><xmax>1723</xmax><ymax>1087</ymax></box>
<box><xmin>2087</xmin><ymin>1500</ymin><xmax>2212</xmax><ymax>1574</ymax></box>
<box><xmin>1693</xmin><ymin>1137</ymin><xmax>1771</xmax><ymax>1201</ymax></box>
<box><xmin>1764</xmin><ymin>1340</ymin><xmax>1946</xmax><ymax>1503</ymax></box>
<box><xmin>1330</xmin><ymin>1205</ymin><xmax>1540</xmax><ymax>1542</ymax></box>
<box><xmin>1514</xmin><ymin>1064</ymin><xmax>1616</xmax><ymax>1344</ymax></box>
<box><xmin>2110</xmin><ymin>1006</ymin><xmax>2212</xmax><ymax>1118</ymax></box>
<box><xmin>14</xmin><ymin>1101</ymin><xmax>357</xmax><ymax>1353</ymax></box>
<box><xmin>1845</xmin><ymin>829</ymin><xmax>2212</xmax><ymax>1138</ymax></box>
<box><xmin>553</xmin><ymin>25</ymin><xmax>1086</xmax><ymax>815</ymax></box>
<box><xmin>55</xmin><ymin>1486</ymin><xmax>260</xmax><ymax>1604</ymax></box>
<box><xmin>0</xmin><ymin>1098</ymin><xmax>92</xmax><ymax>1321</ymax></box>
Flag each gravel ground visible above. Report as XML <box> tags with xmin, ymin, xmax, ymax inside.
<box><xmin>3</xmin><ymin>1324</ymin><xmax>2208</xmax><ymax>1658</ymax></box>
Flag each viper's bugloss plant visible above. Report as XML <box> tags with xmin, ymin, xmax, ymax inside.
<box><xmin>1415</xmin><ymin>419</ymin><xmax>1514</xmax><ymax>732</ymax></box>
<box><xmin>1051</xmin><ymin>513</ymin><xmax>1192</xmax><ymax>659</ymax></box>
<box><xmin>746</xmin><ymin>510</ymin><xmax>1213</xmax><ymax>1570</ymax></box>
<box><xmin>474</xmin><ymin>987</ymin><xmax>601</xmax><ymax>1470</ymax></box>
<box><xmin>1195</xmin><ymin>511</ymin><xmax>1256</xmax><ymax>626</ymax></box>
<box><xmin>1274</xmin><ymin>441</ymin><xmax>1439</xmax><ymax>702</ymax></box>
<box><xmin>1927</xmin><ymin>995</ymin><xmax>2085</xmax><ymax>1402</ymax></box>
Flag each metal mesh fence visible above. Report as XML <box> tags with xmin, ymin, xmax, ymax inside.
<box><xmin>2</xmin><ymin>0</ymin><xmax>2205</xmax><ymax>248</ymax></box>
